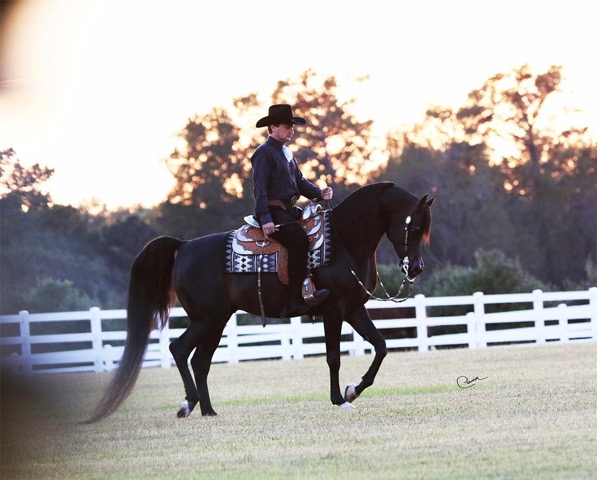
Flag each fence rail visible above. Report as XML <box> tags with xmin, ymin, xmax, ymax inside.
<box><xmin>1</xmin><ymin>288</ymin><xmax>595</xmax><ymax>375</ymax></box>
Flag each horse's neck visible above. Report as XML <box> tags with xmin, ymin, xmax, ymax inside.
<box><xmin>334</xmin><ymin>229</ymin><xmax>380</xmax><ymax>293</ymax></box>
<box><xmin>332</xmin><ymin>209</ymin><xmax>385</xmax><ymax>264</ymax></box>
<box><xmin>344</xmin><ymin>232</ymin><xmax>383</xmax><ymax>261</ymax></box>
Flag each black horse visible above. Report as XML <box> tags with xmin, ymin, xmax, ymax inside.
<box><xmin>87</xmin><ymin>182</ymin><xmax>433</xmax><ymax>422</ymax></box>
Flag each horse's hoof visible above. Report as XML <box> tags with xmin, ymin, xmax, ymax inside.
<box><xmin>176</xmin><ymin>401</ymin><xmax>191</xmax><ymax>418</ymax></box>
<box><xmin>344</xmin><ymin>384</ymin><xmax>359</xmax><ymax>403</ymax></box>
<box><xmin>202</xmin><ymin>410</ymin><xmax>218</xmax><ymax>417</ymax></box>
<box><xmin>339</xmin><ymin>402</ymin><xmax>356</xmax><ymax>409</ymax></box>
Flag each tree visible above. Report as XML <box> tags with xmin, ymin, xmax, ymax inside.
<box><xmin>411</xmin><ymin>65</ymin><xmax>592</xmax><ymax>197</ymax></box>
<box><xmin>424</xmin><ymin>248</ymin><xmax>550</xmax><ymax>297</ymax></box>
<box><xmin>0</xmin><ymin>202</ymin><xmax>129</xmax><ymax>314</ymax></box>
<box><xmin>24</xmin><ymin>277</ymin><xmax>95</xmax><ymax>314</ymax></box>
<box><xmin>160</xmin><ymin>70</ymin><xmax>383</xmax><ymax>237</ymax></box>
<box><xmin>100</xmin><ymin>211</ymin><xmax>159</xmax><ymax>290</ymax></box>
<box><xmin>269</xmin><ymin>70</ymin><xmax>381</xmax><ymax>192</ymax></box>
<box><xmin>510</xmin><ymin>142</ymin><xmax>597</xmax><ymax>282</ymax></box>
<box><xmin>385</xmin><ymin>65</ymin><xmax>596</xmax><ymax>287</ymax></box>
<box><xmin>165</xmin><ymin>108</ymin><xmax>248</xmax><ymax>209</ymax></box>
<box><xmin>420</xmin><ymin>248</ymin><xmax>551</xmax><ymax>323</ymax></box>
<box><xmin>374</xmin><ymin>139</ymin><xmax>521</xmax><ymax>271</ymax></box>
<box><xmin>0</xmin><ymin>148</ymin><xmax>54</xmax><ymax>210</ymax></box>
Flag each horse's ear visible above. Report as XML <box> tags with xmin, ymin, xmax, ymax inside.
<box><xmin>426</xmin><ymin>195</ymin><xmax>435</xmax><ymax>208</ymax></box>
<box><xmin>416</xmin><ymin>194</ymin><xmax>429</xmax><ymax>209</ymax></box>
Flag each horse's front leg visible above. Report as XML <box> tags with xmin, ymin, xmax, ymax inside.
<box><xmin>322</xmin><ymin>315</ymin><xmax>348</xmax><ymax>407</ymax></box>
<box><xmin>344</xmin><ymin>305</ymin><xmax>387</xmax><ymax>403</ymax></box>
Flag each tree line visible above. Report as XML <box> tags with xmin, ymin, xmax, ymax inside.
<box><xmin>1</xmin><ymin>66</ymin><xmax>595</xmax><ymax>314</ymax></box>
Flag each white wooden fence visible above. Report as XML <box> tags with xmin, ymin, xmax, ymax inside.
<box><xmin>1</xmin><ymin>288</ymin><xmax>595</xmax><ymax>375</ymax></box>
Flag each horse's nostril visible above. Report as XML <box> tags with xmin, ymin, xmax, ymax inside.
<box><xmin>410</xmin><ymin>261</ymin><xmax>424</xmax><ymax>277</ymax></box>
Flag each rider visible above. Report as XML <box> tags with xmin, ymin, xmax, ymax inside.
<box><xmin>251</xmin><ymin>104</ymin><xmax>333</xmax><ymax>315</ymax></box>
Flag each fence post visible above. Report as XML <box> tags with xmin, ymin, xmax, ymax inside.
<box><xmin>472</xmin><ymin>292</ymin><xmax>487</xmax><ymax>349</ymax></box>
<box><xmin>589</xmin><ymin>287</ymin><xmax>597</xmax><ymax>341</ymax></box>
<box><xmin>414</xmin><ymin>294</ymin><xmax>429</xmax><ymax>351</ymax></box>
<box><xmin>351</xmin><ymin>329</ymin><xmax>367</xmax><ymax>356</ymax></box>
<box><xmin>281</xmin><ymin>331</ymin><xmax>292</xmax><ymax>360</ymax></box>
<box><xmin>102</xmin><ymin>344</ymin><xmax>116</xmax><ymax>371</ymax></box>
<box><xmin>290</xmin><ymin>316</ymin><xmax>304</xmax><ymax>360</ymax></box>
<box><xmin>227</xmin><ymin>313</ymin><xmax>239</xmax><ymax>364</ymax></box>
<box><xmin>159</xmin><ymin>320</ymin><xmax>171</xmax><ymax>368</ymax></box>
<box><xmin>466</xmin><ymin>312</ymin><xmax>477</xmax><ymax>349</ymax></box>
<box><xmin>556</xmin><ymin>303</ymin><xmax>569</xmax><ymax>342</ymax></box>
<box><xmin>18</xmin><ymin>310</ymin><xmax>32</xmax><ymax>374</ymax></box>
<box><xmin>90</xmin><ymin>307</ymin><xmax>103</xmax><ymax>372</ymax></box>
<box><xmin>532</xmin><ymin>289</ymin><xmax>545</xmax><ymax>344</ymax></box>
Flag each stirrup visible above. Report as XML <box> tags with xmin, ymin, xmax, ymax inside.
<box><xmin>302</xmin><ymin>275</ymin><xmax>328</xmax><ymax>307</ymax></box>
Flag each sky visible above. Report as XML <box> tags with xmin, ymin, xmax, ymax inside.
<box><xmin>1</xmin><ymin>0</ymin><xmax>595</xmax><ymax>210</ymax></box>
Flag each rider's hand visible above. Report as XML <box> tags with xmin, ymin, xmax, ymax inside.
<box><xmin>262</xmin><ymin>222</ymin><xmax>277</xmax><ymax>239</ymax></box>
<box><xmin>321</xmin><ymin>187</ymin><xmax>333</xmax><ymax>200</ymax></box>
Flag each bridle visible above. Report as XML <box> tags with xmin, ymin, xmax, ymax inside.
<box><xmin>399</xmin><ymin>215</ymin><xmax>416</xmax><ymax>282</ymax></box>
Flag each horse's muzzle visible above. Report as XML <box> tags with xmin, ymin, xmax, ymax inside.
<box><xmin>409</xmin><ymin>257</ymin><xmax>425</xmax><ymax>279</ymax></box>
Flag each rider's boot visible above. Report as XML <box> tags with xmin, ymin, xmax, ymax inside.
<box><xmin>281</xmin><ymin>278</ymin><xmax>329</xmax><ymax>317</ymax></box>
<box><xmin>301</xmin><ymin>275</ymin><xmax>329</xmax><ymax>307</ymax></box>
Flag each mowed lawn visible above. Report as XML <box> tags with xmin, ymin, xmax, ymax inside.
<box><xmin>1</xmin><ymin>342</ymin><xmax>596</xmax><ymax>479</ymax></box>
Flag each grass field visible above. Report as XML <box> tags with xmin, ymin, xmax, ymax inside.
<box><xmin>1</xmin><ymin>342</ymin><xmax>596</xmax><ymax>479</ymax></box>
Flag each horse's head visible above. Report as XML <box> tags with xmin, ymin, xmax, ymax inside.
<box><xmin>382</xmin><ymin>188</ymin><xmax>434</xmax><ymax>281</ymax></box>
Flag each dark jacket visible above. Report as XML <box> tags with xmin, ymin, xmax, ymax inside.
<box><xmin>251</xmin><ymin>136</ymin><xmax>322</xmax><ymax>225</ymax></box>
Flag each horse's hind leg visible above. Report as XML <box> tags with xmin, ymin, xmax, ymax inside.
<box><xmin>189</xmin><ymin>323</ymin><xmax>226</xmax><ymax>417</ymax></box>
<box><xmin>169</xmin><ymin>326</ymin><xmax>203</xmax><ymax>417</ymax></box>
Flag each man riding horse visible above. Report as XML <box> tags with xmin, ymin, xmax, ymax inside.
<box><xmin>251</xmin><ymin>104</ymin><xmax>333</xmax><ymax>315</ymax></box>
<box><xmin>84</xmin><ymin>105</ymin><xmax>434</xmax><ymax>422</ymax></box>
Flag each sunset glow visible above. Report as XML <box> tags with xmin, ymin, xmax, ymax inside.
<box><xmin>1</xmin><ymin>0</ymin><xmax>595</xmax><ymax>210</ymax></box>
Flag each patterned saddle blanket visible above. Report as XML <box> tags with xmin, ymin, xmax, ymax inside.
<box><xmin>225</xmin><ymin>210</ymin><xmax>332</xmax><ymax>285</ymax></box>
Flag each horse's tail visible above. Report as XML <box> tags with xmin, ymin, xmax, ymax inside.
<box><xmin>83</xmin><ymin>236</ymin><xmax>186</xmax><ymax>423</ymax></box>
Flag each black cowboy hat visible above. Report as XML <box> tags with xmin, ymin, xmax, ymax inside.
<box><xmin>255</xmin><ymin>104</ymin><xmax>307</xmax><ymax>128</ymax></box>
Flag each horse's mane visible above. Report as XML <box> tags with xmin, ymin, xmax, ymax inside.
<box><xmin>331</xmin><ymin>183</ymin><xmax>393</xmax><ymax>244</ymax></box>
<box><xmin>332</xmin><ymin>182</ymin><xmax>432</xmax><ymax>247</ymax></box>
